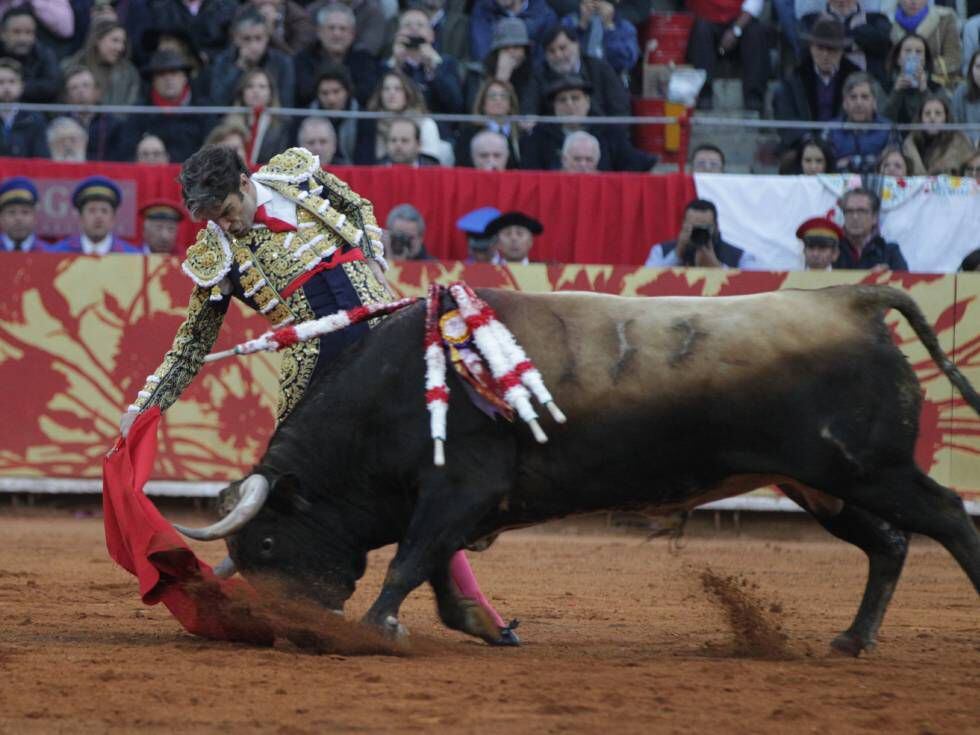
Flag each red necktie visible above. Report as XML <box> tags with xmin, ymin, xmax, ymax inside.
<box><xmin>252</xmin><ymin>204</ymin><xmax>296</xmax><ymax>233</ymax></box>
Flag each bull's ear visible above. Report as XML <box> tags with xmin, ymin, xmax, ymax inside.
<box><xmin>267</xmin><ymin>473</ymin><xmax>310</xmax><ymax>514</ymax></box>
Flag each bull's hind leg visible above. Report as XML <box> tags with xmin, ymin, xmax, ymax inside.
<box><xmin>844</xmin><ymin>467</ymin><xmax>980</xmax><ymax>594</ymax></box>
<box><xmin>782</xmin><ymin>484</ymin><xmax>909</xmax><ymax>656</ymax></box>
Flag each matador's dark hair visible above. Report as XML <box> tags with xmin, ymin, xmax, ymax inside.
<box><xmin>178</xmin><ymin>144</ymin><xmax>249</xmax><ymax>218</ymax></box>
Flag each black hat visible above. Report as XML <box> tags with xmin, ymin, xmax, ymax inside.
<box><xmin>483</xmin><ymin>211</ymin><xmax>543</xmax><ymax>239</ymax></box>
<box><xmin>142</xmin><ymin>48</ymin><xmax>193</xmax><ymax>77</ymax></box>
<box><xmin>545</xmin><ymin>75</ymin><xmax>592</xmax><ymax>100</ymax></box>
<box><xmin>800</xmin><ymin>16</ymin><xmax>853</xmax><ymax>50</ymax></box>
<box><xmin>141</xmin><ymin>26</ymin><xmax>203</xmax><ymax>67</ymax></box>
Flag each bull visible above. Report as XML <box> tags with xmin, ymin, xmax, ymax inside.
<box><xmin>177</xmin><ymin>285</ymin><xmax>980</xmax><ymax>655</ymax></box>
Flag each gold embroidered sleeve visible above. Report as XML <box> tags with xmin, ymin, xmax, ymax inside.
<box><xmin>129</xmin><ymin>286</ymin><xmax>230</xmax><ymax>413</ymax></box>
<box><xmin>312</xmin><ymin>169</ymin><xmax>385</xmax><ymax>263</ymax></box>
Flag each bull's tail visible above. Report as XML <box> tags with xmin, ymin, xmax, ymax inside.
<box><xmin>858</xmin><ymin>285</ymin><xmax>980</xmax><ymax>416</ymax></box>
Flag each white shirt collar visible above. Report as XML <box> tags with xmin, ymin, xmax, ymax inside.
<box><xmin>81</xmin><ymin>233</ymin><xmax>113</xmax><ymax>256</ymax></box>
<box><xmin>1</xmin><ymin>232</ymin><xmax>34</xmax><ymax>252</ymax></box>
<box><xmin>251</xmin><ymin>179</ymin><xmax>298</xmax><ymax>229</ymax></box>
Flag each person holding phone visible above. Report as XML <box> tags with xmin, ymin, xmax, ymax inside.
<box><xmin>644</xmin><ymin>198</ymin><xmax>757</xmax><ymax>269</ymax></box>
<box><xmin>884</xmin><ymin>32</ymin><xmax>944</xmax><ymax>124</ymax></box>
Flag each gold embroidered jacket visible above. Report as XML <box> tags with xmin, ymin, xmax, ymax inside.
<box><xmin>129</xmin><ymin>148</ymin><xmax>389</xmax><ymax>422</ymax></box>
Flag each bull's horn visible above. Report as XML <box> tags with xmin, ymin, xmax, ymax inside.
<box><xmin>174</xmin><ymin>474</ymin><xmax>270</xmax><ymax>541</ymax></box>
<box><xmin>212</xmin><ymin>556</ymin><xmax>237</xmax><ymax>579</ymax></box>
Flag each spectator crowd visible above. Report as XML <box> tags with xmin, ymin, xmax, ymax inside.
<box><xmin>0</xmin><ymin>0</ymin><xmax>978</xmax><ymax>271</ymax></box>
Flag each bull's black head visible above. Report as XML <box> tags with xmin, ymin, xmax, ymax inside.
<box><xmin>177</xmin><ymin>473</ymin><xmax>364</xmax><ymax>611</ymax></box>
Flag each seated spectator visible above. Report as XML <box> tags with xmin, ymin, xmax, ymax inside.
<box><xmin>385</xmin><ymin>7</ymin><xmax>463</xmax><ymax>118</ymax></box>
<box><xmin>645</xmin><ymin>198</ymin><xmax>755</xmax><ymax>269</ymax></box>
<box><xmin>125</xmin><ymin>49</ymin><xmax>208</xmax><ymax>163</ymax></box>
<box><xmin>380</xmin><ymin>117</ymin><xmax>441</xmax><ymax>166</ymax></box>
<box><xmin>824</xmin><ymin>71</ymin><xmax>893</xmax><ymax>173</ymax></box>
<box><xmin>249</xmin><ymin>0</ymin><xmax>314</xmax><ymax>56</ymax></box>
<box><xmin>0</xmin><ymin>57</ymin><xmax>48</xmax><ymax>158</ymax></box>
<box><xmin>690</xmin><ymin>143</ymin><xmax>726</xmax><ymax>172</ymax></box>
<box><xmin>62</xmin><ymin>66</ymin><xmax>128</xmax><ymax>161</ymax></box>
<box><xmin>204</xmin><ymin>120</ymin><xmax>250</xmax><ymax>163</ymax></box>
<box><xmin>799</xmin><ymin>0</ymin><xmax>892</xmax><ymax>87</ymax></box>
<box><xmin>305</xmin><ymin>64</ymin><xmax>373</xmax><ymax>165</ymax></box>
<box><xmin>0</xmin><ymin>176</ymin><xmax>49</xmax><ymax>251</ymax></box>
<box><xmin>143</xmin><ymin>0</ymin><xmax>237</xmax><ymax>63</ymax></box>
<box><xmin>0</xmin><ymin>6</ymin><xmax>60</xmax><ymax>102</ymax></box>
<box><xmin>61</xmin><ymin>19</ymin><xmax>140</xmax><ymax>106</ymax></box>
<box><xmin>209</xmin><ymin>6</ymin><xmax>294</xmax><ymax>107</ymax></box>
<box><xmin>139</xmin><ymin>199</ymin><xmax>186</xmax><ymax>254</ymax></box>
<box><xmin>901</xmin><ymin>93</ymin><xmax>975</xmax><ymax>174</ymax></box>
<box><xmin>134</xmin><ymin>132</ymin><xmax>170</xmax><ymax>164</ymax></box>
<box><xmin>877</xmin><ymin>144</ymin><xmax>914</xmax><ymax>175</ymax></box>
<box><xmin>221</xmin><ymin>67</ymin><xmax>292</xmax><ymax>165</ymax></box>
<box><xmin>294</xmin><ymin>3</ymin><xmax>378</xmax><ymax>107</ymax></box>
<box><xmin>951</xmin><ymin>50</ymin><xmax>980</xmax><ymax>145</ymax></box>
<box><xmin>464</xmin><ymin>17</ymin><xmax>541</xmax><ymax>115</ymax></box>
<box><xmin>140</xmin><ymin>26</ymin><xmax>208</xmax><ymax>100</ymax></box>
<box><xmin>889</xmin><ymin>0</ymin><xmax>961</xmax><ymax>88</ymax></box>
<box><xmin>484</xmin><ymin>210</ymin><xmax>542</xmax><ymax>264</ymax></box>
<box><xmin>536</xmin><ymin>25</ymin><xmax>629</xmax><ymax>116</ymax></box>
<box><xmin>0</xmin><ymin>0</ymin><xmax>73</xmax><ymax>54</ymax></box>
<box><xmin>559</xmin><ymin>0</ymin><xmax>640</xmax><ymax>81</ymax></box>
<box><xmin>297</xmin><ymin>116</ymin><xmax>342</xmax><ymax>165</ymax></box>
<box><xmin>415</xmin><ymin>0</ymin><xmax>469</xmax><ymax>62</ymax></box>
<box><xmin>49</xmin><ymin>176</ymin><xmax>140</xmax><ymax>255</ymax></box>
<box><xmin>961</xmin><ymin>149</ymin><xmax>980</xmax><ymax>181</ymax></box>
<box><xmin>686</xmin><ymin>0</ymin><xmax>767</xmax><ymax>112</ymax></box>
<box><xmin>781</xmin><ymin>135</ymin><xmax>838</xmax><ymax>173</ymax></box>
<box><xmin>305</xmin><ymin>0</ymin><xmax>386</xmax><ymax>58</ymax></box>
<box><xmin>964</xmin><ymin>16</ymin><xmax>979</xmax><ymax>78</ymax></box>
<box><xmin>884</xmin><ymin>32</ymin><xmax>943</xmax><ymax>124</ymax></box>
<box><xmin>560</xmin><ymin>129</ymin><xmax>601</xmax><ymax>172</ymax></box>
<box><xmin>456</xmin><ymin>206</ymin><xmax>501</xmax><ymax>263</ymax></box>
<box><xmin>367</xmin><ymin>69</ymin><xmax>452</xmax><ymax>165</ymax></box>
<box><xmin>470</xmin><ymin>129</ymin><xmax>511</xmax><ymax>170</ymax></box>
<box><xmin>455</xmin><ymin>78</ymin><xmax>523</xmax><ymax>168</ymax></box>
<box><xmin>46</xmin><ymin>116</ymin><xmax>88</xmax><ymax>162</ymax></box>
<box><xmin>469</xmin><ymin>0</ymin><xmax>558</xmax><ymax>63</ymax></box>
<box><xmin>834</xmin><ymin>186</ymin><xmax>907</xmax><ymax>270</ymax></box>
<box><xmin>386</xmin><ymin>203</ymin><xmax>434</xmax><ymax>260</ymax></box>
<box><xmin>796</xmin><ymin>216</ymin><xmax>843</xmax><ymax>270</ymax></box>
<box><xmin>773</xmin><ymin>17</ymin><xmax>863</xmax><ymax>152</ymax></box>
<box><xmin>521</xmin><ymin>75</ymin><xmax>656</xmax><ymax>171</ymax></box>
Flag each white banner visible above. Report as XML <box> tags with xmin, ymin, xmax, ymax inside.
<box><xmin>694</xmin><ymin>173</ymin><xmax>980</xmax><ymax>273</ymax></box>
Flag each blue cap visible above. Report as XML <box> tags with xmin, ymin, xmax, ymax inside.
<box><xmin>0</xmin><ymin>177</ymin><xmax>39</xmax><ymax>209</ymax></box>
<box><xmin>72</xmin><ymin>176</ymin><xmax>122</xmax><ymax>210</ymax></box>
<box><xmin>456</xmin><ymin>207</ymin><xmax>501</xmax><ymax>235</ymax></box>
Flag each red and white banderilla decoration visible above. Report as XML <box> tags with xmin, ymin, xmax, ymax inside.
<box><xmin>204</xmin><ymin>283</ymin><xmax>566</xmax><ymax>465</ymax></box>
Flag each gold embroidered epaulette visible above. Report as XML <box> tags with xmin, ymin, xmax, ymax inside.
<box><xmin>181</xmin><ymin>222</ymin><xmax>233</xmax><ymax>289</ymax></box>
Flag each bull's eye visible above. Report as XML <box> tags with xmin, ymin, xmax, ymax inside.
<box><xmin>260</xmin><ymin>537</ymin><xmax>275</xmax><ymax>556</ymax></box>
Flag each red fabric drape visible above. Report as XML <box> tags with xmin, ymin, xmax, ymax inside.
<box><xmin>0</xmin><ymin>159</ymin><xmax>696</xmax><ymax>265</ymax></box>
<box><xmin>102</xmin><ymin>407</ymin><xmax>275</xmax><ymax>644</ymax></box>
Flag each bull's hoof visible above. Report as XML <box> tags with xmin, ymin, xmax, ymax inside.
<box><xmin>489</xmin><ymin>619</ymin><xmax>521</xmax><ymax>647</ymax></box>
<box><xmin>381</xmin><ymin>615</ymin><xmax>409</xmax><ymax>640</ymax></box>
<box><xmin>830</xmin><ymin>631</ymin><xmax>875</xmax><ymax>657</ymax></box>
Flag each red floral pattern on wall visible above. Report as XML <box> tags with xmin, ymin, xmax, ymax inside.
<box><xmin>2</xmin><ymin>254</ymin><xmax>979</xmax><ymax>506</ymax></box>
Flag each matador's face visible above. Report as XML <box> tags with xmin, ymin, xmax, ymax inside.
<box><xmin>200</xmin><ymin>174</ymin><xmax>258</xmax><ymax>238</ymax></box>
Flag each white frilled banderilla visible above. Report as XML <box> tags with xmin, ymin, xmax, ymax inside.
<box><xmin>205</xmin><ymin>282</ymin><xmax>566</xmax><ymax>465</ymax></box>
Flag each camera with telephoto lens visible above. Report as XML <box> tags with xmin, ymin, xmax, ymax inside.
<box><xmin>390</xmin><ymin>232</ymin><xmax>414</xmax><ymax>256</ymax></box>
<box><xmin>690</xmin><ymin>225</ymin><xmax>712</xmax><ymax>249</ymax></box>
<box><xmin>404</xmin><ymin>35</ymin><xmax>426</xmax><ymax>48</ymax></box>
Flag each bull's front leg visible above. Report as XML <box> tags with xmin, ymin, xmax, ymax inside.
<box><xmin>362</xmin><ymin>460</ymin><xmax>514</xmax><ymax>641</ymax></box>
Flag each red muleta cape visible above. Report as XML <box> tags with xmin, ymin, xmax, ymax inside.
<box><xmin>102</xmin><ymin>407</ymin><xmax>274</xmax><ymax>645</ymax></box>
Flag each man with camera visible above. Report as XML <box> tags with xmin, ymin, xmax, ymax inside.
<box><xmin>644</xmin><ymin>198</ymin><xmax>756</xmax><ymax>269</ymax></box>
<box><xmin>385</xmin><ymin>203</ymin><xmax>435</xmax><ymax>261</ymax></box>
<box><xmin>387</xmin><ymin>7</ymin><xmax>463</xmax><ymax>116</ymax></box>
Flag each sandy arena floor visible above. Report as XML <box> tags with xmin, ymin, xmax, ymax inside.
<box><xmin>0</xmin><ymin>509</ymin><xmax>978</xmax><ymax>734</ymax></box>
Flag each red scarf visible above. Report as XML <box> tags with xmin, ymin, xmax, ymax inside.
<box><xmin>151</xmin><ymin>83</ymin><xmax>191</xmax><ymax>109</ymax></box>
